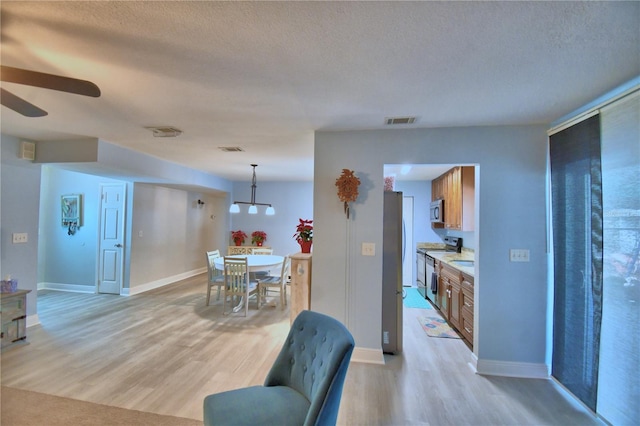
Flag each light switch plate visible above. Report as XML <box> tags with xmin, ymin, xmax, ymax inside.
<box><xmin>12</xmin><ymin>233</ymin><xmax>28</xmax><ymax>243</ymax></box>
<box><xmin>509</xmin><ymin>249</ymin><xmax>530</xmax><ymax>262</ymax></box>
<box><xmin>362</xmin><ymin>242</ymin><xmax>376</xmax><ymax>256</ymax></box>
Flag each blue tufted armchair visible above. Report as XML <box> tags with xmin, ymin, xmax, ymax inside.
<box><xmin>203</xmin><ymin>310</ymin><xmax>355</xmax><ymax>426</ymax></box>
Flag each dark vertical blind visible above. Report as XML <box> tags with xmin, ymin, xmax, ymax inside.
<box><xmin>549</xmin><ymin>114</ymin><xmax>603</xmax><ymax>411</ymax></box>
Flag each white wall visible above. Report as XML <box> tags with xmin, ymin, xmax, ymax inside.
<box><xmin>1</xmin><ymin>134</ymin><xmax>41</xmax><ymax>319</ymax></box>
<box><xmin>128</xmin><ymin>183</ymin><xmax>228</xmax><ymax>291</ymax></box>
<box><xmin>313</xmin><ymin>125</ymin><xmax>548</xmax><ymax>368</ymax></box>
<box><xmin>39</xmin><ymin>166</ymin><xmax>124</xmax><ymax>290</ymax></box>
<box><xmin>229</xmin><ymin>181</ymin><xmax>314</xmax><ymax>256</ymax></box>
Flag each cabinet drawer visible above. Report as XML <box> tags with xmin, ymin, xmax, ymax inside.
<box><xmin>461</xmin><ymin>275</ymin><xmax>474</xmax><ymax>294</ymax></box>
<box><xmin>440</xmin><ymin>266</ymin><xmax>461</xmax><ymax>284</ymax></box>
<box><xmin>460</xmin><ymin>307</ymin><xmax>474</xmax><ymax>343</ymax></box>
<box><xmin>461</xmin><ymin>287</ymin><xmax>474</xmax><ymax>312</ymax></box>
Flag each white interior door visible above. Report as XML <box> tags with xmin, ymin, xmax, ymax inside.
<box><xmin>402</xmin><ymin>196</ymin><xmax>414</xmax><ymax>286</ymax></box>
<box><xmin>98</xmin><ymin>183</ymin><xmax>126</xmax><ymax>294</ymax></box>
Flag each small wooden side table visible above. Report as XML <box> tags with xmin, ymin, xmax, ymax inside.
<box><xmin>1</xmin><ymin>289</ymin><xmax>31</xmax><ymax>350</ymax></box>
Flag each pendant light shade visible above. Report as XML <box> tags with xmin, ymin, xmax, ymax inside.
<box><xmin>229</xmin><ymin>164</ymin><xmax>275</xmax><ymax>215</ymax></box>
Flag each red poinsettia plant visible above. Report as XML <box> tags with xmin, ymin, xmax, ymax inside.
<box><xmin>251</xmin><ymin>230</ymin><xmax>267</xmax><ymax>245</ymax></box>
<box><xmin>293</xmin><ymin>219</ymin><xmax>313</xmax><ymax>242</ymax></box>
<box><xmin>231</xmin><ymin>230</ymin><xmax>247</xmax><ymax>245</ymax></box>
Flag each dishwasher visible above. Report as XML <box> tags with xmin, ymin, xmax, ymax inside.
<box><xmin>425</xmin><ymin>254</ymin><xmax>439</xmax><ymax>308</ymax></box>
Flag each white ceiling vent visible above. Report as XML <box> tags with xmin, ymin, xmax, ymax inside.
<box><xmin>385</xmin><ymin>116</ymin><xmax>416</xmax><ymax>125</ymax></box>
<box><xmin>218</xmin><ymin>147</ymin><xmax>245</xmax><ymax>152</ymax></box>
<box><xmin>145</xmin><ymin>126</ymin><xmax>182</xmax><ymax>137</ymax></box>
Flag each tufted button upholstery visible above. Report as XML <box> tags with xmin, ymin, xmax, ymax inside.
<box><xmin>204</xmin><ymin>310</ymin><xmax>355</xmax><ymax>426</ymax></box>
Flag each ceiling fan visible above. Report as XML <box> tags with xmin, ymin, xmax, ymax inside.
<box><xmin>0</xmin><ymin>65</ymin><xmax>101</xmax><ymax>117</ymax></box>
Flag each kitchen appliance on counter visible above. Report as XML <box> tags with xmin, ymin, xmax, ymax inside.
<box><xmin>430</xmin><ymin>198</ymin><xmax>444</xmax><ymax>223</ymax></box>
<box><xmin>416</xmin><ymin>236</ymin><xmax>462</xmax><ymax>308</ymax></box>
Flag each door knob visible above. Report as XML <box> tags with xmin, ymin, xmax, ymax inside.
<box><xmin>114</xmin><ymin>244</ymin><xmax>123</xmax><ymax>248</ymax></box>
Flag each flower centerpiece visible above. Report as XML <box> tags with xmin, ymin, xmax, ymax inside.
<box><xmin>231</xmin><ymin>230</ymin><xmax>247</xmax><ymax>246</ymax></box>
<box><xmin>251</xmin><ymin>230</ymin><xmax>267</xmax><ymax>246</ymax></box>
<box><xmin>293</xmin><ymin>218</ymin><xmax>313</xmax><ymax>253</ymax></box>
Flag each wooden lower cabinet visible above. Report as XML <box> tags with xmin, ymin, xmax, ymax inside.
<box><xmin>1</xmin><ymin>289</ymin><xmax>31</xmax><ymax>350</ymax></box>
<box><xmin>290</xmin><ymin>253</ymin><xmax>312</xmax><ymax>324</ymax></box>
<box><xmin>460</xmin><ymin>272</ymin><xmax>474</xmax><ymax>346</ymax></box>
<box><xmin>438</xmin><ymin>263</ymin><xmax>474</xmax><ymax>349</ymax></box>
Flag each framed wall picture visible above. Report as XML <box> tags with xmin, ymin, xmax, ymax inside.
<box><xmin>61</xmin><ymin>194</ymin><xmax>82</xmax><ymax>228</ymax></box>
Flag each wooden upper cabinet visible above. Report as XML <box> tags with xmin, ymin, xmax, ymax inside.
<box><xmin>431</xmin><ymin>166</ymin><xmax>474</xmax><ymax>231</ymax></box>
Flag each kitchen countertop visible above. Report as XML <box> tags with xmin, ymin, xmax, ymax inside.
<box><xmin>426</xmin><ymin>250</ymin><xmax>475</xmax><ymax>277</ymax></box>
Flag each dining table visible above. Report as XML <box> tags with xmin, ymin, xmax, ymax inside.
<box><xmin>214</xmin><ymin>254</ymin><xmax>285</xmax><ymax>312</ymax></box>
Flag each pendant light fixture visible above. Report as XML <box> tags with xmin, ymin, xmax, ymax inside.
<box><xmin>229</xmin><ymin>164</ymin><xmax>275</xmax><ymax>215</ymax></box>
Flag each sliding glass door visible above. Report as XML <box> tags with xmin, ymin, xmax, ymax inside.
<box><xmin>550</xmin><ymin>90</ymin><xmax>639</xmax><ymax>424</ymax></box>
<box><xmin>550</xmin><ymin>115</ymin><xmax>602</xmax><ymax>412</ymax></box>
<box><xmin>597</xmin><ymin>91</ymin><xmax>640</xmax><ymax>425</ymax></box>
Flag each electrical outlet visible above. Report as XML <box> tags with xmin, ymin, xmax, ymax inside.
<box><xmin>362</xmin><ymin>242</ymin><xmax>376</xmax><ymax>256</ymax></box>
<box><xmin>12</xmin><ymin>233</ymin><xmax>28</xmax><ymax>244</ymax></box>
<box><xmin>509</xmin><ymin>249</ymin><xmax>530</xmax><ymax>262</ymax></box>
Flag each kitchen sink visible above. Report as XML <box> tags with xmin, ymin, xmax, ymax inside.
<box><xmin>450</xmin><ymin>260</ymin><xmax>474</xmax><ymax>267</ymax></box>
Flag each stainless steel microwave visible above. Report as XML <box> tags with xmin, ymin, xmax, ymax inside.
<box><xmin>430</xmin><ymin>199</ymin><xmax>444</xmax><ymax>223</ymax></box>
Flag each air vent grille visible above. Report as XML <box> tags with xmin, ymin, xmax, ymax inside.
<box><xmin>385</xmin><ymin>116</ymin><xmax>416</xmax><ymax>125</ymax></box>
<box><xmin>145</xmin><ymin>126</ymin><xmax>182</xmax><ymax>137</ymax></box>
<box><xmin>218</xmin><ymin>147</ymin><xmax>245</xmax><ymax>152</ymax></box>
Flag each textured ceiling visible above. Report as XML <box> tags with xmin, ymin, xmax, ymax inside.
<box><xmin>1</xmin><ymin>1</ymin><xmax>638</xmax><ymax>182</ymax></box>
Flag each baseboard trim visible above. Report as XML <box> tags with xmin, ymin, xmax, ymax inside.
<box><xmin>38</xmin><ymin>282</ymin><xmax>95</xmax><ymax>293</ymax></box>
<box><xmin>351</xmin><ymin>347</ymin><xmax>385</xmax><ymax>365</ymax></box>
<box><xmin>476</xmin><ymin>359</ymin><xmax>550</xmax><ymax>379</ymax></box>
<box><xmin>26</xmin><ymin>314</ymin><xmax>40</xmax><ymax>328</ymax></box>
<box><xmin>126</xmin><ymin>268</ymin><xmax>206</xmax><ymax>296</ymax></box>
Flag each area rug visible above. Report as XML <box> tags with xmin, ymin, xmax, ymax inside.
<box><xmin>403</xmin><ymin>287</ymin><xmax>433</xmax><ymax>309</ymax></box>
<box><xmin>418</xmin><ymin>315</ymin><xmax>461</xmax><ymax>339</ymax></box>
<box><xmin>0</xmin><ymin>386</ymin><xmax>202</xmax><ymax>426</ymax></box>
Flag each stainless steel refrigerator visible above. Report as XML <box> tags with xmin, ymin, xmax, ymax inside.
<box><xmin>382</xmin><ymin>191</ymin><xmax>403</xmax><ymax>354</ymax></box>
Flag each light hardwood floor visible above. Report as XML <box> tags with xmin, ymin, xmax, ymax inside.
<box><xmin>1</xmin><ymin>275</ymin><xmax>600</xmax><ymax>425</ymax></box>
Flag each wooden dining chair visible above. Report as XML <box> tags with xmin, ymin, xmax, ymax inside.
<box><xmin>205</xmin><ymin>250</ymin><xmax>224</xmax><ymax>306</ymax></box>
<box><xmin>258</xmin><ymin>256</ymin><xmax>290</xmax><ymax>310</ymax></box>
<box><xmin>251</xmin><ymin>248</ymin><xmax>273</xmax><ymax>255</ymax></box>
<box><xmin>222</xmin><ymin>256</ymin><xmax>260</xmax><ymax>316</ymax></box>
<box><xmin>251</xmin><ymin>247</ymin><xmax>274</xmax><ymax>279</ymax></box>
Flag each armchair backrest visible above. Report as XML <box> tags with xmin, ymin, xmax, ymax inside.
<box><xmin>264</xmin><ymin>310</ymin><xmax>355</xmax><ymax>426</ymax></box>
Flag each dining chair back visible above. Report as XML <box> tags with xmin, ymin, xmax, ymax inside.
<box><xmin>223</xmin><ymin>256</ymin><xmax>259</xmax><ymax>316</ymax></box>
<box><xmin>251</xmin><ymin>248</ymin><xmax>274</xmax><ymax>279</ymax></box>
<box><xmin>251</xmin><ymin>248</ymin><xmax>273</xmax><ymax>255</ymax></box>
<box><xmin>205</xmin><ymin>250</ymin><xmax>224</xmax><ymax>306</ymax></box>
<box><xmin>258</xmin><ymin>256</ymin><xmax>290</xmax><ymax>309</ymax></box>
<box><xmin>203</xmin><ymin>310</ymin><xmax>355</xmax><ymax>426</ymax></box>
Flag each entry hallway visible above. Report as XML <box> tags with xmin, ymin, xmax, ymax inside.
<box><xmin>1</xmin><ymin>275</ymin><xmax>599</xmax><ymax>425</ymax></box>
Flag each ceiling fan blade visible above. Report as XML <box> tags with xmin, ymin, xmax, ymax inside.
<box><xmin>1</xmin><ymin>65</ymin><xmax>101</xmax><ymax>97</ymax></box>
<box><xmin>0</xmin><ymin>88</ymin><xmax>48</xmax><ymax>117</ymax></box>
